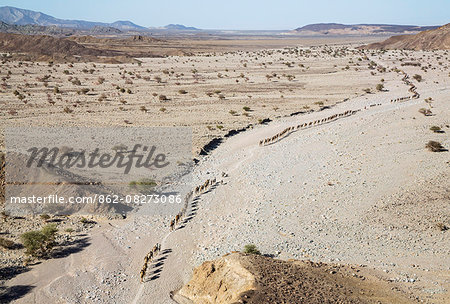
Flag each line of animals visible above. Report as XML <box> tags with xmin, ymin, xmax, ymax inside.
<box><xmin>139</xmin><ymin>176</ymin><xmax>221</xmax><ymax>283</ymax></box>
<box><xmin>168</xmin><ymin>177</ymin><xmax>217</xmax><ymax>231</ymax></box>
<box><xmin>169</xmin><ymin>190</ymin><xmax>192</xmax><ymax>231</ymax></box>
<box><xmin>140</xmin><ymin>243</ymin><xmax>161</xmax><ymax>283</ymax></box>
<box><xmin>260</xmin><ymin>71</ymin><xmax>420</xmax><ymax>147</ymax></box>
<box><xmin>259</xmin><ymin>109</ymin><xmax>359</xmax><ymax>146</ymax></box>
<box><xmin>390</xmin><ymin>72</ymin><xmax>420</xmax><ymax>102</ymax></box>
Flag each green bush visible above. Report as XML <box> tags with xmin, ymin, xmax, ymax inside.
<box><xmin>129</xmin><ymin>178</ymin><xmax>157</xmax><ymax>193</ymax></box>
<box><xmin>20</xmin><ymin>224</ymin><xmax>58</xmax><ymax>257</ymax></box>
<box><xmin>243</xmin><ymin>244</ymin><xmax>260</xmax><ymax>255</ymax></box>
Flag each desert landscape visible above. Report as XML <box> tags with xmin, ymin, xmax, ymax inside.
<box><xmin>0</xmin><ymin>3</ymin><xmax>449</xmax><ymax>304</ymax></box>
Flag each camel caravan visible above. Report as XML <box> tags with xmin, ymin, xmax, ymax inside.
<box><xmin>139</xmin><ymin>177</ymin><xmax>220</xmax><ymax>282</ymax></box>
<box><xmin>167</xmin><ymin>177</ymin><xmax>217</xmax><ymax>232</ymax></box>
<box><xmin>169</xmin><ymin>190</ymin><xmax>193</xmax><ymax>231</ymax></box>
<box><xmin>259</xmin><ymin>109</ymin><xmax>359</xmax><ymax>146</ymax></box>
<box><xmin>260</xmin><ymin>71</ymin><xmax>420</xmax><ymax>147</ymax></box>
<box><xmin>140</xmin><ymin>243</ymin><xmax>162</xmax><ymax>283</ymax></box>
<box><xmin>390</xmin><ymin>71</ymin><xmax>420</xmax><ymax>102</ymax></box>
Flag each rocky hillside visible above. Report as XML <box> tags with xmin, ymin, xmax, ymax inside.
<box><xmin>175</xmin><ymin>253</ymin><xmax>415</xmax><ymax>304</ymax></box>
<box><xmin>362</xmin><ymin>23</ymin><xmax>450</xmax><ymax>50</ymax></box>
<box><xmin>0</xmin><ymin>32</ymin><xmax>114</xmax><ymax>57</ymax></box>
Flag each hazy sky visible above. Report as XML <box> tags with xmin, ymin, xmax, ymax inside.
<box><xmin>0</xmin><ymin>0</ymin><xmax>448</xmax><ymax>30</ymax></box>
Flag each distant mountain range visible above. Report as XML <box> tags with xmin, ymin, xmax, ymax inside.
<box><xmin>294</xmin><ymin>23</ymin><xmax>439</xmax><ymax>35</ymax></box>
<box><xmin>163</xmin><ymin>24</ymin><xmax>199</xmax><ymax>31</ymax></box>
<box><xmin>0</xmin><ymin>6</ymin><xmax>146</xmax><ymax>31</ymax></box>
<box><xmin>0</xmin><ymin>20</ymin><xmax>122</xmax><ymax>36</ymax></box>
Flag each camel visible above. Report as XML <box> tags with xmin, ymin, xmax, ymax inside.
<box><xmin>170</xmin><ymin>219</ymin><xmax>175</xmax><ymax>231</ymax></box>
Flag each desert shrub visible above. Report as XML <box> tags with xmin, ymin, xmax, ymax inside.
<box><xmin>41</xmin><ymin>224</ymin><xmax>58</xmax><ymax>239</ymax></box>
<box><xmin>65</xmin><ymin>228</ymin><xmax>74</xmax><ymax>233</ymax></box>
<box><xmin>436</xmin><ymin>223</ymin><xmax>448</xmax><ymax>231</ymax></box>
<box><xmin>20</xmin><ymin>224</ymin><xmax>58</xmax><ymax>257</ymax></box>
<box><xmin>112</xmin><ymin>144</ymin><xmax>127</xmax><ymax>152</ymax></box>
<box><xmin>63</xmin><ymin>106</ymin><xmax>73</xmax><ymax>114</ymax></box>
<box><xmin>40</xmin><ymin>214</ymin><xmax>50</xmax><ymax>221</ymax></box>
<box><xmin>98</xmin><ymin>93</ymin><xmax>107</xmax><ymax>102</ymax></box>
<box><xmin>96</xmin><ymin>77</ymin><xmax>105</xmax><ymax>84</ymax></box>
<box><xmin>140</xmin><ymin>106</ymin><xmax>147</xmax><ymax>112</ymax></box>
<box><xmin>413</xmin><ymin>74</ymin><xmax>422</xmax><ymax>82</ymax></box>
<box><xmin>0</xmin><ymin>211</ymin><xmax>8</xmax><ymax>222</ymax></box>
<box><xmin>229</xmin><ymin>110</ymin><xmax>237</xmax><ymax>115</ymax></box>
<box><xmin>129</xmin><ymin>178</ymin><xmax>157</xmax><ymax>193</ymax></box>
<box><xmin>363</xmin><ymin>88</ymin><xmax>372</xmax><ymax>94</ymax></box>
<box><xmin>243</xmin><ymin>106</ymin><xmax>251</xmax><ymax>112</ymax></box>
<box><xmin>71</xmin><ymin>78</ymin><xmax>81</xmax><ymax>86</ymax></box>
<box><xmin>160</xmin><ymin>107</ymin><xmax>166</xmax><ymax>112</ymax></box>
<box><xmin>286</xmin><ymin>75</ymin><xmax>295</xmax><ymax>81</ymax></box>
<box><xmin>418</xmin><ymin>108</ymin><xmax>432</xmax><ymax>116</ymax></box>
<box><xmin>0</xmin><ymin>237</ymin><xmax>15</xmax><ymax>249</ymax></box>
<box><xmin>159</xmin><ymin>95</ymin><xmax>168</xmax><ymax>101</ymax></box>
<box><xmin>425</xmin><ymin>141</ymin><xmax>445</xmax><ymax>152</ymax></box>
<box><xmin>243</xmin><ymin>244</ymin><xmax>260</xmax><ymax>255</ymax></box>
<box><xmin>77</xmin><ymin>88</ymin><xmax>89</xmax><ymax>95</ymax></box>
<box><xmin>178</xmin><ymin>89</ymin><xmax>188</xmax><ymax>94</ymax></box>
<box><xmin>430</xmin><ymin>126</ymin><xmax>443</xmax><ymax>133</ymax></box>
<box><xmin>218</xmin><ymin>94</ymin><xmax>225</xmax><ymax>100</ymax></box>
<box><xmin>376</xmin><ymin>83</ymin><xmax>384</xmax><ymax>91</ymax></box>
<box><xmin>154</xmin><ymin>76</ymin><xmax>162</xmax><ymax>83</ymax></box>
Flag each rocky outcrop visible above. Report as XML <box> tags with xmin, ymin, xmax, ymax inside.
<box><xmin>176</xmin><ymin>253</ymin><xmax>415</xmax><ymax>304</ymax></box>
<box><xmin>177</xmin><ymin>253</ymin><xmax>256</xmax><ymax>304</ymax></box>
